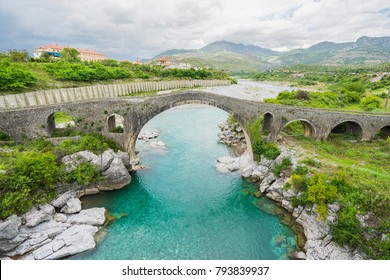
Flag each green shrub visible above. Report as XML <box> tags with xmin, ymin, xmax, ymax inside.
<box><xmin>331</xmin><ymin>206</ymin><xmax>364</xmax><ymax>248</ymax></box>
<box><xmin>0</xmin><ymin>58</ymin><xmax>36</xmax><ymax>90</ymax></box>
<box><xmin>360</xmin><ymin>96</ymin><xmax>381</xmax><ymax>111</ymax></box>
<box><xmin>67</xmin><ymin>162</ymin><xmax>102</xmax><ymax>186</ymax></box>
<box><xmin>273</xmin><ymin>157</ymin><xmax>292</xmax><ymax>176</ymax></box>
<box><xmin>0</xmin><ymin>152</ymin><xmax>60</xmax><ymax>218</ymax></box>
<box><xmin>307</xmin><ymin>173</ymin><xmax>338</xmax><ymax>220</ymax></box>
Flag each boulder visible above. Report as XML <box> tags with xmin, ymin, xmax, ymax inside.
<box><xmin>102</xmin><ymin>157</ymin><xmax>131</xmax><ymax>188</ymax></box>
<box><xmin>51</xmin><ymin>190</ymin><xmax>76</xmax><ymax>208</ymax></box>
<box><xmin>53</xmin><ymin>213</ymin><xmax>67</xmax><ymax>223</ymax></box>
<box><xmin>60</xmin><ymin>197</ymin><xmax>82</xmax><ymax>214</ymax></box>
<box><xmin>0</xmin><ymin>215</ymin><xmax>22</xmax><ymax>240</ymax></box>
<box><xmin>115</xmin><ymin>151</ymin><xmax>131</xmax><ymax>169</ymax></box>
<box><xmin>67</xmin><ymin>208</ymin><xmax>106</xmax><ymax>226</ymax></box>
<box><xmin>24</xmin><ymin>207</ymin><xmax>52</xmax><ymax>227</ymax></box>
<box><xmin>251</xmin><ymin>165</ymin><xmax>269</xmax><ymax>179</ymax></box>
<box><xmin>61</xmin><ymin>151</ymin><xmax>100</xmax><ymax>172</ymax></box>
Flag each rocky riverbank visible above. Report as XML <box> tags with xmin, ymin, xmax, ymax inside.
<box><xmin>0</xmin><ymin>148</ymin><xmax>132</xmax><ymax>260</ymax></box>
<box><xmin>216</xmin><ymin>122</ymin><xmax>363</xmax><ymax>260</ymax></box>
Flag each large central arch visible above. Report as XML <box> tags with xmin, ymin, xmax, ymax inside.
<box><xmin>124</xmin><ymin>97</ymin><xmax>254</xmax><ymax>163</ymax></box>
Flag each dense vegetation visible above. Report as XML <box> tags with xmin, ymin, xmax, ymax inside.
<box><xmin>278</xmin><ymin>128</ymin><xmax>390</xmax><ymax>259</ymax></box>
<box><xmin>0</xmin><ymin>134</ymin><xmax>120</xmax><ymax>219</ymax></box>
<box><xmin>0</xmin><ymin>49</ymin><xmax>230</xmax><ymax>94</ymax></box>
<box><xmin>249</xmin><ymin>64</ymin><xmax>390</xmax><ymax>112</ymax></box>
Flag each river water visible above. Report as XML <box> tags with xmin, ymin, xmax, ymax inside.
<box><xmin>72</xmin><ymin>98</ymin><xmax>298</xmax><ymax>260</ymax></box>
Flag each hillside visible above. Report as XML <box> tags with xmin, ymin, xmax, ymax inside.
<box><xmin>152</xmin><ymin>36</ymin><xmax>390</xmax><ymax>72</ymax></box>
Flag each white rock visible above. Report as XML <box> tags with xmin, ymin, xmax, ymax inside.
<box><xmin>102</xmin><ymin>157</ymin><xmax>131</xmax><ymax>188</ymax></box>
<box><xmin>0</xmin><ymin>215</ymin><xmax>22</xmax><ymax>240</ymax></box>
<box><xmin>251</xmin><ymin>165</ymin><xmax>269</xmax><ymax>179</ymax></box>
<box><xmin>67</xmin><ymin>208</ymin><xmax>106</xmax><ymax>226</ymax></box>
<box><xmin>53</xmin><ymin>213</ymin><xmax>67</xmax><ymax>223</ymax></box>
<box><xmin>217</xmin><ymin>156</ymin><xmax>236</xmax><ymax>165</ymax></box>
<box><xmin>60</xmin><ymin>198</ymin><xmax>82</xmax><ymax>214</ymax></box>
<box><xmin>215</xmin><ymin>162</ymin><xmax>230</xmax><ymax>173</ymax></box>
<box><xmin>61</xmin><ymin>151</ymin><xmax>100</xmax><ymax>172</ymax></box>
<box><xmin>43</xmin><ymin>225</ymin><xmax>98</xmax><ymax>260</ymax></box>
<box><xmin>51</xmin><ymin>191</ymin><xmax>76</xmax><ymax>208</ymax></box>
<box><xmin>24</xmin><ymin>207</ymin><xmax>51</xmax><ymax>227</ymax></box>
<box><xmin>150</xmin><ymin>141</ymin><xmax>166</xmax><ymax>148</ymax></box>
<box><xmin>115</xmin><ymin>151</ymin><xmax>131</xmax><ymax>169</ymax></box>
<box><xmin>40</xmin><ymin>204</ymin><xmax>55</xmax><ymax>216</ymax></box>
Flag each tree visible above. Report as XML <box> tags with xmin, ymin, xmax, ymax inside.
<box><xmin>60</xmin><ymin>48</ymin><xmax>81</xmax><ymax>62</ymax></box>
<box><xmin>7</xmin><ymin>49</ymin><xmax>29</xmax><ymax>62</ymax></box>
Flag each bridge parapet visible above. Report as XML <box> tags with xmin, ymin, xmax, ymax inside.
<box><xmin>0</xmin><ymin>80</ymin><xmax>231</xmax><ymax>110</ymax></box>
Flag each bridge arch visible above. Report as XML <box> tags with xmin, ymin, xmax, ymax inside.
<box><xmin>262</xmin><ymin>112</ymin><xmax>274</xmax><ymax>135</ymax></box>
<box><xmin>107</xmin><ymin>113</ymin><xmax>125</xmax><ymax>133</ymax></box>
<box><xmin>328</xmin><ymin>120</ymin><xmax>363</xmax><ymax>140</ymax></box>
<box><xmin>125</xmin><ymin>98</ymin><xmax>254</xmax><ymax>161</ymax></box>
<box><xmin>46</xmin><ymin>110</ymin><xmax>77</xmax><ymax>135</ymax></box>
<box><xmin>0</xmin><ymin>127</ymin><xmax>12</xmax><ymax>142</ymax></box>
<box><xmin>375</xmin><ymin>125</ymin><xmax>390</xmax><ymax>139</ymax></box>
<box><xmin>279</xmin><ymin>119</ymin><xmax>316</xmax><ymax>138</ymax></box>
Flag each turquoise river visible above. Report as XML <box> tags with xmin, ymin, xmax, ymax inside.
<box><xmin>71</xmin><ymin>105</ymin><xmax>297</xmax><ymax>260</ymax></box>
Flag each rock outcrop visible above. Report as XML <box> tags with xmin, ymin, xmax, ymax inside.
<box><xmin>61</xmin><ymin>149</ymin><xmax>132</xmax><ymax>192</ymax></box>
<box><xmin>0</xmin><ymin>191</ymin><xmax>106</xmax><ymax>260</ymax></box>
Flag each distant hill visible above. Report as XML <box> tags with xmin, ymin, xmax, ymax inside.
<box><xmin>151</xmin><ymin>36</ymin><xmax>390</xmax><ymax>72</ymax></box>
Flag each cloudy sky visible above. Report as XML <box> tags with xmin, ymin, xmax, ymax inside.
<box><xmin>0</xmin><ymin>0</ymin><xmax>389</xmax><ymax>60</ymax></box>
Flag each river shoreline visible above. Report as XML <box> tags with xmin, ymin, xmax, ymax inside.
<box><xmin>216</xmin><ymin>120</ymin><xmax>363</xmax><ymax>260</ymax></box>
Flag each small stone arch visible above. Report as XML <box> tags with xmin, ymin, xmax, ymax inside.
<box><xmin>107</xmin><ymin>113</ymin><xmax>125</xmax><ymax>133</ymax></box>
<box><xmin>280</xmin><ymin>119</ymin><xmax>316</xmax><ymax>138</ymax></box>
<box><xmin>0</xmin><ymin>129</ymin><xmax>12</xmax><ymax>142</ymax></box>
<box><xmin>46</xmin><ymin>111</ymin><xmax>76</xmax><ymax>134</ymax></box>
<box><xmin>262</xmin><ymin>112</ymin><xmax>274</xmax><ymax>135</ymax></box>
<box><xmin>375</xmin><ymin>125</ymin><xmax>390</xmax><ymax>139</ymax></box>
<box><xmin>328</xmin><ymin>120</ymin><xmax>363</xmax><ymax>140</ymax></box>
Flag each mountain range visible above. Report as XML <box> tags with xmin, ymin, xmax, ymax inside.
<box><xmin>152</xmin><ymin>36</ymin><xmax>390</xmax><ymax>72</ymax></box>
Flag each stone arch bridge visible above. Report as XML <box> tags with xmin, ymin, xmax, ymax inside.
<box><xmin>0</xmin><ymin>90</ymin><xmax>389</xmax><ymax>160</ymax></box>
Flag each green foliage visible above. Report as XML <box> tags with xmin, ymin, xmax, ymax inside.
<box><xmin>331</xmin><ymin>207</ymin><xmax>364</xmax><ymax>248</ymax></box>
<box><xmin>67</xmin><ymin>162</ymin><xmax>102</xmax><ymax>186</ymax></box>
<box><xmin>252</xmin><ymin>137</ymin><xmax>281</xmax><ymax>160</ymax></box>
<box><xmin>307</xmin><ymin>173</ymin><xmax>338</xmax><ymax>220</ymax></box>
<box><xmin>273</xmin><ymin>157</ymin><xmax>292</xmax><ymax>176</ymax></box>
<box><xmin>5</xmin><ymin>49</ymin><xmax>29</xmax><ymax>62</ymax></box>
<box><xmin>45</xmin><ymin>61</ymin><xmax>134</xmax><ymax>82</ymax></box>
<box><xmin>300</xmin><ymin>157</ymin><xmax>321</xmax><ymax>168</ymax></box>
<box><xmin>0</xmin><ymin>58</ymin><xmax>37</xmax><ymax>91</ymax></box>
<box><xmin>111</xmin><ymin>126</ymin><xmax>124</xmax><ymax>133</ymax></box>
<box><xmin>360</xmin><ymin>95</ymin><xmax>381</xmax><ymax>111</ymax></box>
<box><xmin>289</xmin><ymin>174</ymin><xmax>308</xmax><ymax>191</ymax></box>
<box><xmin>55</xmin><ymin>134</ymin><xmax>120</xmax><ymax>156</ymax></box>
<box><xmin>0</xmin><ymin>152</ymin><xmax>60</xmax><ymax>218</ymax></box>
<box><xmin>60</xmin><ymin>48</ymin><xmax>81</xmax><ymax>63</ymax></box>
<box><xmin>293</xmin><ymin>164</ymin><xmax>309</xmax><ymax>176</ymax></box>
<box><xmin>54</xmin><ymin>112</ymin><xmax>74</xmax><ymax>124</ymax></box>
<box><xmin>227</xmin><ymin>115</ymin><xmax>237</xmax><ymax>126</ymax></box>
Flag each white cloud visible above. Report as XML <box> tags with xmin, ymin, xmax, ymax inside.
<box><xmin>0</xmin><ymin>0</ymin><xmax>389</xmax><ymax>59</ymax></box>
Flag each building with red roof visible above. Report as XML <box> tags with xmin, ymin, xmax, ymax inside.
<box><xmin>33</xmin><ymin>44</ymin><xmax>107</xmax><ymax>61</ymax></box>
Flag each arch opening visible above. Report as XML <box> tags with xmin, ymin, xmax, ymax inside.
<box><xmin>47</xmin><ymin>112</ymin><xmax>76</xmax><ymax>137</ymax></box>
<box><xmin>375</xmin><ymin>125</ymin><xmax>390</xmax><ymax>140</ymax></box>
<box><xmin>0</xmin><ymin>130</ymin><xmax>12</xmax><ymax>142</ymax></box>
<box><xmin>280</xmin><ymin>119</ymin><xmax>315</xmax><ymax>138</ymax></box>
<box><xmin>262</xmin><ymin>113</ymin><xmax>273</xmax><ymax>135</ymax></box>
<box><xmin>329</xmin><ymin>121</ymin><xmax>363</xmax><ymax>140</ymax></box>
<box><xmin>126</xmin><ymin>103</ymin><xmax>253</xmax><ymax>163</ymax></box>
<box><xmin>108</xmin><ymin>113</ymin><xmax>125</xmax><ymax>133</ymax></box>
